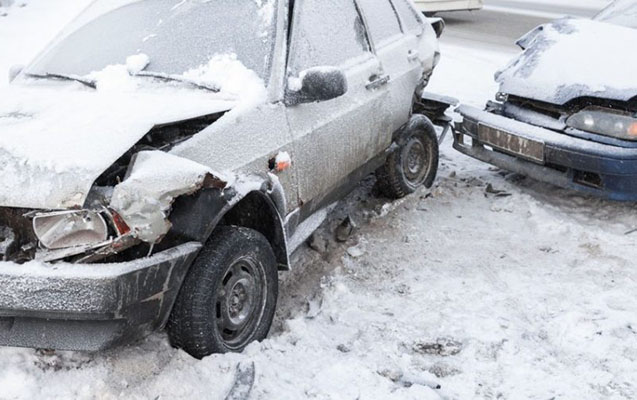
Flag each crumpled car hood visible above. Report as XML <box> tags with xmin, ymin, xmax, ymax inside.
<box><xmin>495</xmin><ymin>18</ymin><xmax>637</xmax><ymax>105</ymax></box>
<box><xmin>0</xmin><ymin>84</ymin><xmax>236</xmax><ymax>210</ymax></box>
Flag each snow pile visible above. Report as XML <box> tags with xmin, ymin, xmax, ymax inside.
<box><xmin>85</xmin><ymin>52</ymin><xmax>267</xmax><ymax>102</ymax></box>
<box><xmin>182</xmin><ymin>53</ymin><xmax>268</xmax><ymax>101</ymax></box>
<box><xmin>496</xmin><ymin>18</ymin><xmax>637</xmax><ymax>104</ymax></box>
<box><xmin>125</xmin><ymin>53</ymin><xmax>150</xmax><ymax>75</ymax></box>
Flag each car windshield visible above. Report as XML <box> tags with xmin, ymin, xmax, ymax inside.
<box><xmin>594</xmin><ymin>0</ymin><xmax>637</xmax><ymax>29</ymax></box>
<box><xmin>25</xmin><ymin>0</ymin><xmax>278</xmax><ymax>82</ymax></box>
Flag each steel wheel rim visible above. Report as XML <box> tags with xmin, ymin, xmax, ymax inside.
<box><xmin>402</xmin><ymin>137</ymin><xmax>429</xmax><ymax>187</ymax></box>
<box><xmin>215</xmin><ymin>257</ymin><xmax>266</xmax><ymax>349</ymax></box>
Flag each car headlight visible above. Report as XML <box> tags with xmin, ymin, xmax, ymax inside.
<box><xmin>566</xmin><ymin>108</ymin><xmax>637</xmax><ymax>141</ymax></box>
<box><xmin>32</xmin><ymin>210</ymin><xmax>108</xmax><ymax>250</ymax></box>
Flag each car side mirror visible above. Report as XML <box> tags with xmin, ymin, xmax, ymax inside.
<box><xmin>429</xmin><ymin>17</ymin><xmax>445</xmax><ymax>38</ymax></box>
<box><xmin>286</xmin><ymin>67</ymin><xmax>348</xmax><ymax>106</ymax></box>
<box><xmin>8</xmin><ymin>64</ymin><xmax>24</xmax><ymax>83</ymax></box>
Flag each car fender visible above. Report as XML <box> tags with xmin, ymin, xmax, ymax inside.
<box><xmin>167</xmin><ymin>172</ymin><xmax>291</xmax><ymax>271</ymax></box>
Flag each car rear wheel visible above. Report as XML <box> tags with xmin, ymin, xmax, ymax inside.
<box><xmin>376</xmin><ymin>115</ymin><xmax>439</xmax><ymax>199</ymax></box>
<box><xmin>167</xmin><ymin>226</ymin><xmax>278</xmax><ymax>359</ymax></box>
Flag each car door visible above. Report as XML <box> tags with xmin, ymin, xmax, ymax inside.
<box><xmin>285</xmin><ymin>0</ymin><xmax>391</xmax><ymax>212</ymax></box>
<box><xmin>358</xmin><ymin>0</ymin><xmax>430</xmax><ymax>133</ymax></box>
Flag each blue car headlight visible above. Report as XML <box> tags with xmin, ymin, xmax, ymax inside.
<box><xmin>566</xmin><ymin>107</ymin><xmax>637</xmax><ymax>141</ymax></box>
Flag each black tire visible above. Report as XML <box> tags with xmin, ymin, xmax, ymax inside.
<box><xmin>167</xmin><ymin>226</ymin><xmax>278</xmax><ymax>359</ymax></box>
<box><xmin>376</xmin><ymin>115</ymin><xmax>439</xmax><ymax>199</ymax></box>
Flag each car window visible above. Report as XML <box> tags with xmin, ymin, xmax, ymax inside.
<box><xmin>288</xmin><ymin>0</ymin><xmax>371</xmax><ymax>76</ymax></box>
<box><xmin>593</xmin><ymin>0</ymin><xmax>637</xmax><ymax>29</ymax></box>
<box><xmin>357</xmin><ymin>0</ymin><xmax>403</xmax><ymax>47</ymax></box>
<box><xmin>390</xmin><ymin>0</ymin><xmax>425</xmax><ymax>35</ymax></box>
<box><xmin>26</xmin><ymin>0</ymin><xmax>278</xmax><ymax>80</ymax></box>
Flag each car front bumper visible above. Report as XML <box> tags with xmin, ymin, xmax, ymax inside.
<box><xmin>0</xmin><ymin>242</ymin><xmax>201</xmax><ymax>351</ymax></box>
<box><xmin>455</xmin><ymin>105</ymin><xmax>637</xmax><ymax>201</ymax></box>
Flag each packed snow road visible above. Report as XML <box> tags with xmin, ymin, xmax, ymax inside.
<box><xmin>0</xmin><ymin>1</ymin><xmax>636</xmax><ymax>399</ymax></box>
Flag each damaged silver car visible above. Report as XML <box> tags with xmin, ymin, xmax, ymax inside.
<box><xmin>0</xmin><ymin>0</ymin><xmax>445</xmax><ymax>358</ymax></box>
<box><xmin>454</xmin><ymin>0</ymin><xmax>637</xmax><ymax>200</ymax></box>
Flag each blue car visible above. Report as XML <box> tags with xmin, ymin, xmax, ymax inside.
<box><xmin>454</xmin><ymin>0</ymin><xmax>637</xmax><ymax>201</ymax></box>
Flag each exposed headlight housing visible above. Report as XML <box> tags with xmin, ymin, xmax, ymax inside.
<box><xmin>32</xmin><ymin>210</ymin><xmax>108</xmax><ymax>250</ymax></box>
<box><xmin>566</xmin><ymin>107</ymin><xmax>637</xmax><ymax>141</ymax></box>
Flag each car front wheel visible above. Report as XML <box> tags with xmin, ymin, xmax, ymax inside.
<box><xmin>167</xmin><ymin>226</ymin><xmax>278</xmax><ymax>359</ymax></box>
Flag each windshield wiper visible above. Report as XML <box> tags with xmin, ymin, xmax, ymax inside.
<box><xmin>134</xmin><ymin>71</ymin><xmax>220</xmax><ymax>93</ymax></box>
<box><xmin>25</xmin><ymin>72</ymin><xmax>96</xmax><ymax>89</ymax></box>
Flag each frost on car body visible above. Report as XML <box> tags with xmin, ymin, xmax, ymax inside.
<box><xmin>0</xmin><ymin>0</ymin><xmax>443</xmax><ymax>356</ymax></box>
<box><xmin>454</xmin><ymin>1</ymin><xmax>637</xmax><ymax>201</ymax></box>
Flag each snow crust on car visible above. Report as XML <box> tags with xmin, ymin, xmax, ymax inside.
<box><xmin>0</xmin><ymin>85</ymin><xmax>234</xmax><ymax>210</ymax></box>
<box><xmin>0</xmin><ymin>54</ymin><xmax>266</xmax><ymax>210</ymax></box>
<box><xmin>110</xmin><ymin>151</ymin><xmax>228</xmax><ymax>243</ymax></box>
<box><xmin>495</xmin><ymin>18</ymin><xmax>637</xmax><ymax>105</ymax></box>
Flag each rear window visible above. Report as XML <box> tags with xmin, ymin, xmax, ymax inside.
<box><xmin>357</xmin><ymin>0</ymin><xmax>402</xmax><ymax>47</ymax></box>
<box><xmin>390</xmin><ymin>0</ymin><xmax>424</xmax><ymax>34</ymax></box>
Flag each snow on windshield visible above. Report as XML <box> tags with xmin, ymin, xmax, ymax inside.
<box><xmin>86</xmin><ymin>52</ymin><xmax>267</xmax><ymax>102</ymax></box>
<box><xmin>25</xmin><ymin>0</ymin><xmax>278</xmax><ymax>80</ymax></box>
<box><xmin>594</xmin><ymin>0</ymin><xmax>637</xmax><ymax>29</ymax></box>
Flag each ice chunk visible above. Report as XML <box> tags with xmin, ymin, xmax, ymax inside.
<box><xmin>125</xmin><ymin>53</ymin><xmax>150</xmax><ymax>75</ymax></box>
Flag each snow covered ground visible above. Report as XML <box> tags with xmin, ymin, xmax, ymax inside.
<box><xmin>1</xmin><ymin>1</ymin><xmax>636</xmax><ymax>399</ymax></box>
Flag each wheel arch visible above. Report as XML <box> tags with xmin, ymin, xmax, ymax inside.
<box><xmin>167</xmin><ymin>175</ymin><xmax>290</xmax><ymax>271</ymax></box>
<box><xmin>219</xmin><ymin>190</ymin><xmax>290</xmax><ymax>271</ymax></box>
<box><xmin>394</xmin><ymin>113</ymin><xmax>437</xmax><ymax>142</ymax></box>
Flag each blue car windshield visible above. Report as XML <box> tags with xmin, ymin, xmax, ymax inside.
<box><xmin>25</xmin><ymin>0</ymin><xmax>278</xmax><ymax>80</ymax></box>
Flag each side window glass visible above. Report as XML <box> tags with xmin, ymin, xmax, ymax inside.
<box><xmin>390</xmin><ymin>0</ymin><xmax>425</xmax><ymax>35</ymax></box>
<box><xmin>289</xmin><ymin>0</ymin><xmax>370</xmax><ymax>76</ymax></box>
<box><xmin>357</xmin><ymin>0</ymin><xmax>402</xmax><ymax>47</ymax></box>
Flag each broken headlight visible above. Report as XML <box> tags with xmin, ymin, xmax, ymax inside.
<box><xmin>566</xmin><ymin>108</ymin><xmax>637</xmax><ymax>141</ymax></box>
<box><xmin>32</xmin><ymin>210</ymin><xmax>108</xmax><ymax>250</ymax></box>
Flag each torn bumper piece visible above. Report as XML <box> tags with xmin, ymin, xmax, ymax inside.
<box><xmin>455</xmin><ymin>105</ymin><xmax>637</xmax><ymax>201</ymax></box>
<box><xmin>0</xmin><ymin>242</ymin><xmax>201</xmax><ymax>351</ymax></box>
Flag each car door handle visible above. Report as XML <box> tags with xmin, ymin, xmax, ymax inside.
<box><xmin>366</xmin><ymin>75</ymin><xmax>390</xmax><ymax>90</ymax></box>
<box><xmin>407</xmin><ymin>50</ymin><xmax>420</xmax><ymax>62</ymax></box>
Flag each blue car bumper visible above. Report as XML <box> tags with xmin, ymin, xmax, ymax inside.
<box><xmin>455</xmin><ymin>105</ymin><xmax>637</xmax><ymax>202</ymax></box>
